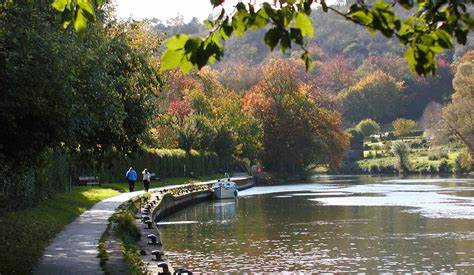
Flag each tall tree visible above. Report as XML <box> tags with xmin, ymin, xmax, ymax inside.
<box><xmin>242</xmin><ymin>59</ymin><xmax>349</xmax><ymax>174</ymax></box>
<box><xmin>338</xmin><ymin>71</ymin><xmax>404</xmax><ymax>123</ymax></box>
<box><xmin>442</xmin><ymin>51</ymin><xmax>474</xmax><ymax>162</ymax></box>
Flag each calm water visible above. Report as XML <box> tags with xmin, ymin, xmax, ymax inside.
<box><xmin>157</xmin><ymin>176</ymin><xmax>474</xmax><ymax>273</ymax></box>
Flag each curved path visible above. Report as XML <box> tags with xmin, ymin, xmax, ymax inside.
<box><xmin>34</xmin><ymin>176</ymin><xmax>248</xmax><ymax>275</ymax></box>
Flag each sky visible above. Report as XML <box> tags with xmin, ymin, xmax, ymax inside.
<box><xmin>114</xmin><ymin>0</ymin><xmax>246</xmax><ymax>23</ymax></box>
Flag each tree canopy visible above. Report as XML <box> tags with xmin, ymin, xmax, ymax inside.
<box><xmin>49</xmin><ymin>0</ymin><xmax>473</xmax><ymax>75</ymax></box>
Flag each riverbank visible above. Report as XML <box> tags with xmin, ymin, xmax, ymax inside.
<box><xmin>94</xmin><ymin>176</ymin><xmax>253</xmax><ymax>274</ymax></box>
<box><xmin>0</xmin><ymin>174</ymin><xmax>223</xmax><ymax>274</ymax></box>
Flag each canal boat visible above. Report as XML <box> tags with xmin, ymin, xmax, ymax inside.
<box><xmin>213</xmin><ymin>179</ymin><xmax>238</xmax><ymax>199</ymax></box>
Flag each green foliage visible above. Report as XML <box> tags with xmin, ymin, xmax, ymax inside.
<box><xmin>346</xmin><ymin>128</ymin><xmax>364</xmax><ymax>151</ymax></box>
<box><xmin>0</xmin><ymin>186</ymin><xmax>120</xmax><ymax>274</ymax></box>
<box><xmin>99</xmin><ymin>149</ymin><xmax>225</xmax><ymax>181</ymax></box>
<box><xmin>428</xmin><ymin>148</ymin><xmax>449</xmax><ymax>161</ymax></box>
<box><xmin>338</xmin><ymin>71</ymin><xmax>404</xmax><ymax>123</ymax></box>
<box><xmin>356</xmin><ymin>119</ymin><xmax>381</xmax><ymax>137</ymax></box>
<box><xmin>454</xmin><ymin>150</ymin><xmax>472</xmax><ymax>174</ymax></box>
<box><xmin>0</xmin><ymin>0</ymin><xmax>161</xmax><ymax>207</ymax></box>
<box><xmin>391</xmin><ymin>141</ymin><xmax>411</xmax><ymax>173</ymax></box>
<box><xmin>442</xmin><ymin>51</ymin><xmax>474</xmax><ymax>159</ymax></box>
<box><xmin>1</xmin><ymin>1</ymin><xmax>160</xmax><ymax>164</ymax></box>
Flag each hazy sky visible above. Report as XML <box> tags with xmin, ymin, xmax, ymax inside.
<box><xmin>114</xmin><ymin>0</ymin><xmax>245</xmax><ymax>23</ymax></box>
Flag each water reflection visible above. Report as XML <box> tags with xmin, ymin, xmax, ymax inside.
<box><xmin>158</xmin><ymin>176</ymin><xmax>474</xmax><ymax>272</ymax></box>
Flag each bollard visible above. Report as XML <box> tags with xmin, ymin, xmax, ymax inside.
<box><xmin>145</xmin><ymin>220</ymin><xmax>153</xmax><ymax>229</ymax></box>
<box><xmin>151</xmin><ymin>250</ymin><xmax>163</xmax><ymax>261</ymax></box>
<box><xmin>147</xmin><ymin>234</ymin><xmax>158</xmax><ymax>245</ymax></box>
<box><xmin>158</xmin><ymin>262</ymin><xmax>171</xmax><ymax>275</ymax></box>
<box><xmin>173</xmin><ymin>268</ymin><xmax>193</xmax><ymax>275</ymax></box>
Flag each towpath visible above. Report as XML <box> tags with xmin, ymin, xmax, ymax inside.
<box><xmin>34</xmin><ymin>176</ymin><xmax>248</xmax><ymax>274</ymax></box>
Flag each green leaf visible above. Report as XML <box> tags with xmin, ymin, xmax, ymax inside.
<box><xmin>280</xmin><ymin>31</ymin><xmax>291</xmax><ymax>52</ymax></box>
<box><xmin>264</xmin><ymin>28</ymin><xmax>281</xmax><ymax>50</ymax></box>
<box><xmin>73</xmin><ymin>8</ymin><xmax>88</xmax><ymax>33</ymax></box>
<box><xmin>77</xmin><ymin>0</ymin><xmax>95</xmax><ymax>19</ymax></box>
<box><xmin>349</xmin><ymin>11</ymin><xmax>373</xmax><ymax>25</ymax></box>
<box><xmin>301</xmin><ymin>51</ymin><xmax>314</xmax><ymax>71</ymax></box>
<box><xmin>435</xmin><ymin>29</ymin><xmax>453</xmax><ymax>49</ymax></box>
<box><xmin>160</xmin><ymin>49</ymin><xmax>183</xmax><ymax>71</ymax></box>
<box><xmin>52</xmin><ymin>0</ymin><xmax>68</xmax><ymax>12</ymax></box>
<box><xmin>166</xmin><ymin>34</ymin><xmax>189</xmax><ymax>50</ymax></box>
<box><xmin>294</xmin><ymin>12</ymin><xmax>314</xmax><ymax>38</ymax></box>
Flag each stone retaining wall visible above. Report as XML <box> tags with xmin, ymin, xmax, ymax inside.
<box><xmin>134</xmin><ymin>177</ymin><xmax>254</xmax><ymax>274</ymax></box>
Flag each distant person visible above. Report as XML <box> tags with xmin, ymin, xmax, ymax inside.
<box><xmin>142</xmin><ymin>168</ymin><xmax>151</xmax><ymax>192</ymax></box>
<box><xmin>125</xmin><ymin>167</ymin><xmax>137</xmax><ymax>192</ymax></box>
<box><xmin>257</xmin><ymin>163</ymin><xmax>263</xmax><ymax>174</ymax></box>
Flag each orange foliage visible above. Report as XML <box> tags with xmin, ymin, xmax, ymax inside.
<box><xmin>242</xmin><ymin>59</ymin><xmax>349</xmax><ymax>172</ymax></box>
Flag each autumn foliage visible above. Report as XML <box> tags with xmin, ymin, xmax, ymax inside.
<box><xmin>242</xmin><ymin>59</ymin><xmax>349</xmax><ymax>174</ymax></box>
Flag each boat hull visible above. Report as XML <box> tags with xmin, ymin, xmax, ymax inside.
<box><xmin>214</xmin><ymin>187</ymin><xmax>237</xmax><ymax>199</ymax></box>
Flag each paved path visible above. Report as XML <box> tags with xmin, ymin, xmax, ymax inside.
<box><xmin>34</xmin><ymin>176</ymin><xmax>249</xmax><ymax>275</ymax></box>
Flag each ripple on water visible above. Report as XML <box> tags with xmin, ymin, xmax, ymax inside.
<box><xmin>160</xmin><ymin>177</ymin><xmax>474</xmax><ymax>272</ymax></box>
<box><xmin>310</xmin><ymin>190</ymin><xmax>474</xmax><ymax>219</ymax></box>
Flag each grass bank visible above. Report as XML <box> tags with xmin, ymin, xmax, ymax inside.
<box><xmin>0</xmin><ymin>187</ymin><xmax>121</xmax><ymax>274</ymax></box>
<box><xmin>335</xmin><ymin>133</ymin><xmax>469</xmax><ymax>174</ymax></box>
<box><xmin>0</xmin><ymin>173</ymin><xmax>223</xmax><ymax>274</ymax></box>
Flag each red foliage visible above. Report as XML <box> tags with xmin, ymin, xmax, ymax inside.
<box><xmin>168</xmin><ymin>97</ymin><xmax>193</xmax><ymax>119</ymax></box>
<box><xmin>312</xmin><ymin>55</ymin><xmax>354</xmax><ymax>94</ymax></box>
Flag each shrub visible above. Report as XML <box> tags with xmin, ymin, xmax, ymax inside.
<box><xmin>386</xmin><ymin>132</ymin><xmax>396</xmax><ymax>140</ymax></box>
<box><xmin>391</xmin><ymin>141</ymin><xmax>410</xmax><ymax>173</ymax></box>
<box><xmin>333</xmin><ymin>161</ymin><xmax>364</xmax><ymax>174</ymax></box>
<box><xmin>356</xmin><ymin>119</ymin><xmax>381</xmax><ymax>137</ymax></box>
<box><xmin>454</xmin><ymin>150</ymin><xmax>472</xmax><ymax>174</ymax></box>
<box><xmin>114</xmin><ymin>212</ymin><xmax>141</xmax><ymax>241</ymax></box>
<box><xmin>428</xmin><ymin>148</ymin><xmax>449</xmax><ymax>160</ymax></box>
<box><xmin>347</xmin><ymin>128</ymin><xmax>364</xmax><ymax>150</ymax></box>
<box><xmin>392</xmin><ymin>118</ymin><xmax>417</xmax><ymax>137</ymax></box>
<box><xmin>438</xmin><ymin>160</ymin><xmax>452</xmax><ymax>174</ymax></box>
<box><xmin>379</xmin><ymin>164</ymin><xmax>397</xmax><ymax>174</ymax></box>
<box><xmin>369</xmin><ymin>164</ymin><xmax>380</xmax><ymax>174</ymax></box>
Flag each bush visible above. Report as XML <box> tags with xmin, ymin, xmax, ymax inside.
<box><xmin>114</xmin><ymin>212</ymin><xmax>141</xmax><ymax>242</ymax></box>
<box><xmin>438</xmin><ymin>160</ymin><xmax>452</xmax><ymax>174</ymax></box>
<box><xmin>391</xmin><ymin>141</ymin><xmax>410</xmax><ymax>174</ymax></box>
<box><xmin>454</xmin><ymin>151</ymin><xmax>472</xmax><ymax>174</ymax></box>
<box><xmin>428</xmin><ymin>148</ymin><xmax>449</xmax><ymax>160</ymax></box>
<box><xmin>356</xmin><ymin>119</ymin><xmax>381</xmax><ymax>137</ymax></box>
<box><xmin>347</xmin><ymin>128</ymin><xmax>364</xmax><ymax>150</ymax></box>
<box><xmin>333</xmin><ymin>161</ymin><xmax>364</xmax><ymax>174</ymax></box>
<box><xmin>392</xmin><ymin>118</ymin><xmax>417</xmax><ymax>137</ymax></box>
<box><xmin>379</xmin><ymin>164</ymin><xmax>397</xmax><ymax>174</ymax></box>
<box><xmin>369</xmin><ymin>164</ymin><xmax>380</xmax><ymax>174</ymax></box>
<box><xmin>100</xmin><ymin>149</ymin><xmax>228</xmax><ymax>182</ymax></box>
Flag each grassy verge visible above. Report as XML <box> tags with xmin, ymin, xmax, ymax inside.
<box><xmin>0</xmin><ymin>186</ymin><xmax>121</xmax><ymax>274</ymax></box>
<box><xmin>110</xmin><ymin>195</ymin><xmax>149</xmax><ymax>275</ymax></box>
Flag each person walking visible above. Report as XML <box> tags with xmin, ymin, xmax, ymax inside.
<box><xmin>125</xmin><ymin>167</ymin><xmax>137</xmax><ymax>192</ymax></box>
<box><xmin>142</xmin><ymin>168</ymin><xmax>151</xmax><ymax>192</ymax></box>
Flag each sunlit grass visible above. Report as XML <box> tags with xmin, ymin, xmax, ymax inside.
<box><xmin>0</xmin><ymin>186</ymin><xmax>120</xmax><ymax>274</ymax></box>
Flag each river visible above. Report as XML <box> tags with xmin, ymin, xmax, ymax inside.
<box><xmin>157</xmin><ymin>176</ymin><xmax>474</xmax><ymax>273</ymax></box>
